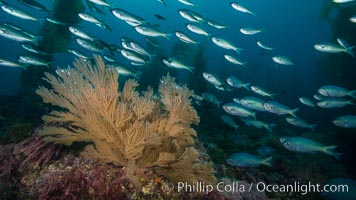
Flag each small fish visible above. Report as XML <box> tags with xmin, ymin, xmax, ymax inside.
<box><xmin>227</xmin><ymin>76</ymin><xmax>250</xmax><ymax>90</ymax></box>
<box><xmin>241</xmin><ymin>118</ymin><xmax>274</xmax><ymax>132</ymax></box>
<box><xmin>221</xmin><ymin>115</ymin><xmax>239</xmax><ymax>131</ymax></box>
<box><xmin>202</xmin><ymin>92</ymin><xmax>221</xmax><ymax>107</ymax></box>
<box><xmin>68</xmin><ymin>48</ymin><xmax>90</xmax><ymax>60</ymax></box>
<box><xmin>224</xmin><ymin>54</ymin><xmax>247</xmax><ymax>66</ymax></box>
<box><xmin>203</xmin><ymin>72</ymin><xmax>224</xmax><ymax>87</ymax></box>
<box><xmin>272</xmin><ymin>55</ymin><xmax>294</xmax><ymax>66</ymax></box>
<box><xmin>111</xmin><ymin>8</ymin><xmax>147</xmax><ymax>26</ymax></box>
<box><xmin>1</xmin><ymin>4</ymin><xmax>38</xmax><ymax>21</ymax></box>
<box><xmin>314</xmin><ymin>42</ymin><xmax>355</xmax><ymax>58</ymax></box>
<box><xmin>21</xmin><ymin>43</ymin><xmax>50</xmax><ymax>56</ymax></box>
<box><xmin>178</xmin><ymin>0</ymin><xmax>197</xmax><ymax>6</ymax></box>
<box><xmin>313</xmin><ymin>94</ymin><xmax>325</xmax><ymax>101</ymax></box>
<box><xmin>238</xmin><ymin>96</ymin><xmax>266</xmax><ymax>112</ymax></box>
<box><xmin>76</xmin><ymin>38</ymin><xmax>103</xmax><ymax>52</ymax></box>
<box><xmin>69</xmin><ymin>26</ymin><xmax>95</xmax><ymax>41</ymax></box>
<box><xmin>318</xmin><ymin>85</ymin><xmax>356</xmax><ymax>99</ymax></box>
<box><xmin>135</xmin><ymin>25</ymin><xmax>171</xmax><ymax>40</ymax></box>
<box><xmin>332</xmin><ymin>0</ymin><xmax>355</xmax><ymax>3</ymax></box>
<box><xmin>223</xmin><ymin>103</ymin><xmax>256</xmax><ymax>118</ymax></box>
<box><xmin>333</xmin><ymin>115</ymin><xmax>356</xmax><ymax>128</ymax></box>
<box><xmin>207</xmin><ymin>20</ymin><xmax>227</xmax><ymax>29</ymax></box>
<box><xmin>257</xmin><ymin>41</ymin><xmax>274</xmax><ymax>50</ymax></box>
<box><xmin>298</xmin><ymin>97</ymin><xmax>315</xmax><ymax>107</ymax></box>
<box><xmin>157</xmin><ymin>0</ymin><xmax>167</xmax><ymax>6</ymax></box>
<box><xmin>109</xmin><ymin>63</ymin><xmax>140</xmax><ymax>78</ymax></box>
<box><xmin>163</xmin><ymin>57</ymin><xmax>194</xmax><ymax>73</ymax></box>
<box><xmin>317</xmin><ymin>99</ymin><xmax>353</xmax><ymax>108</ymax></box>
<box><xmin>186</xmin><ymin>24</ymin><xmax>210</xmax><ymax>37</ymax></box>
<box><xmin>250</xmin><ymin>85</ymin><xmax>275</xmax><ymax>98</ymax></box>
<box><xmin>211</xmin><ymin>36</ymin><xmax>242</xmax><ymax>54</ymax></box>
<box><xmin>120</xmin><ymin>49</ymin><xmax>148</xmax><ymax>65</ymax></box>
<box><xmin>350</xmin><ymin>15</ymin><xmax>356</xmax><ymax>23</ymax></box>
<box><xmin>178</xmin><ymin>9</ymin><xmax>204</xmax><ymax>23</ymax></box>
<box><xmin>45</xmin><ymin>17</ymin><xmax>66</xmax><ymax>25</ymax></box>
<box><xmin>263</xmin><ymin>101</ymin><xmax>299</xmax><ymax>117</ymax></box>
<box><xmin>240</xmin><ymin>27</ymin><xmax>263</xmax><ymax>35</ymax></box>
<box><xmin>227</xmin><ymin>153</ymin><xmax>272</xmax><ymax>167</ymax></box>
<box><xmin>18</xmin><ymin>0</ymin><xmax>48</xmax><ymax>12</ymax></box>
<box><xmin>0</xmin><ymin>58</ymin><xmax>25</xmax><ymax>69</ymax></box>
<box><xmin>174</xmin><ymin>31</ymin><xmax>198</xmax><ymax>44</ymax></box>
<box><xmin>129</xmin><ymin>41</ymin><xmax>154</xmax><ymax>60</ymax></box>
<box><xmin>280</xmin><ymin>136</ymin><xmax>342</xmax><ymax>160</ymax></box>
<box><xmin>286</xmin><ymin>117</ymin><xmax>317</xmax><ymax>131</ymax></box>
<box><xmin>230</xmin><ymin>2</ymin><xmax>255</xmax><ymax>16</ymax></box>
<box><xmin>79</xmin><ymin>13</ymin><xmax>111</xmax><ymax>31</ymax></box>
<box><xmin>18</xmin><ymin>55</ymin><xmax>51</xmax><ymax>66</ymax></box>
<box><xmin>0</xmin><ymin>24</ymin><xmax>38</xmax><ymax>44</ymax></box>
<box><xmin>88</xmin><ymin>0</ymin><xmax>112</xmax><ymax>7</ymax></box>
<box><xmin>154</xmin><ymin>14</ymin><xmax>166</xmax><ymax>21</ymax></box>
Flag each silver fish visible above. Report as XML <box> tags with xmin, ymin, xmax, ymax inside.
<box><xmin>69</xmin><ymin>26</ymin><xmax>95</xmax><ymax>41</ymax></box>
<box><xmin>211</xmin><ymin>36</ymin><xmax>242</xmax><ymax>53</ymax></box>
<box><xmin>207</xmin><ymin>20</ymin><xmax>227</xmax><ymax>29</ymax></box>
<box><xmin>280</xmin><ymin>137</ymin><xmax>342</xmax><ymax>160</ymax></box>
<box><xmin>0</xmin><ymin>58</ymin><xmax>25</xmax><ymax>69</ymax></box>
<box><xmin>111</xmin><ymin>8</ymin><xmax>147</xmax><ymax>26</ymax></box>
<box><xmin>68</xmin><ymin>48</ymin><xmax>90</xmax><ymax>60</ymax></box>
<box><xmin>178</xmin><ymin>9</ymin><xmax>204</xmax><ymax>23</ymax></box>
<box><xmin>239</xmin><ymin>96</ymin><xmax>266</xmax><ymax>112</ymax></box>
<box><xmin>223</xmin><ymin>103</ymin><xmax>256</xmax><ymax>118</ymax></box>
<box><xmin>135</xmin><ymin>25</ymin><xmax>171</xmax><ymax>40</ymax></box>
<box><xmin>240</xmin><ymin>27</ymin><xmax>263</xmax><ymax>35</ymax></box>
<box><xmin>18</xmin><ymin>55</ymin><xmax>51</xmax><ymax>66</ymax></box>
<box><xmin>120</xmin><ymin>49</ymin><xmax>147</xmax><ymax>65</ymax></box>
<box><xmin>224</xmin><ymin>54</ymin><xmax>247</xmax><ymax>66</ymax></box>
<box><xmin>257</xmin><ymin>41</ymin><xmax>274</xmax><ymax>50</ymax></box>
<box><xmin>203</xmin><ymin>72</ymin><xmax>224</xmax><ymax>87</ymax></box>
<box><xmin>186</xmin><ymin>24</ymin><xmax>209</xmax><ymax>37</ymax></box>
<box><xmin>230</xmin><ymin>2</ymin><xmax>256</xmax><ymax>16</ymax></box>
<box><xmin>263</xmin><ymin>101</ymin><xmax>299</xmax><ymax>117</ymax></box>
<box><xmin>298</xmin><ymin>97</ymin><xmax>315</xmax><ymax>107</ymax></box>
<box><xmin>318</xmin><ymin>85</ymin><xmax>356</xmax><ymax>99</ymax></box>
<box><xmin>286</xmin><ymin>117</ymin><xmax>317</xmax><ymax>131</ymax></box>
<box><xmin>250</xmin><ymin>85</ymin><xmax>275</xmax><ymax>98</ymax></box>
<box><xmin>333</xmin><ymin>115</ymin><xmax>356</xmax><ymax>128</ymax></box>
<box><xmin>174</xmin><ymin>31</ymin><xmax>198</xmax><ymax>44</ymax></box>
<box><xmin>272</xmin><ymin>55</ymin><xmax>294</xmax><ymax>66</ymax></box>
<box><xmin>317</xmin><ymin>99</ymin><xmax>353</xmax><ymax>108</ymax></box>
<box><xmin>227</xmin><ymin>76</ymin><xmax>250</xmax><ymax>90</ymax></box>
<box><xmin>314</xmin><ymin>42</ymin><xmax>355</xmax><ymax>57</ymax></box>
<box><xmin>1</xmin><ymin>4</ymin><xmax>38</xmax><ymax>21</ymax></box>
<box><xmin>178</xmin><ymin>0</ymin><xmax>197</xmax><ymax>6</ymax></box>
<box><xmin>227</xmin><ymin>153</ymin><xmax>272</xmax><ymax>167</ymax></box>
<box><xmin>163</xmin><ymin>57</ymin><xmax>194</xmax><ymax>73</ymax></box>
<box><xmin>0</xmin><ymin>24</ymin><xmax>38</xmax><ymax>44</ymax></box>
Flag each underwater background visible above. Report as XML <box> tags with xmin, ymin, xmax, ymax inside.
<box><xmin>0</xmin><ymin>0</ymin><xmax>355</xmax><ymax>199</ymax></box>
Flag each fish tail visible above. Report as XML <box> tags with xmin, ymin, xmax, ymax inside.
<box><xmin>266</xmin><ymin>124</ymin><xmax>274</xmax><ymax>133</ymax></box>
<box><xmin>309</xmin><ymin>124</ymin><xmax>318</xmax><ymax>132</ymax></box>
<box><xmin>252</xmin><ymin>112</ymin><xmax>256</xmax><ymax>120</ymax></box>
<box><xmin>242</xmin><ymin>62</ymin><xmax>248</xmax><ymax>67</ymax></box>
<box><xmin>234</xmin><ymin>47</ymin><xmax>243</xmax><ymax>54</ymax></box>
<box><xmin>261</xmin><ymin>156</ymin><xmax>273</xmax><ymax>167</ymax></box>
<box><xmin>163</xmin><ymin>33</ymin><xmax>172</xmax><ymax>40</ymax></box>
<box><xmin>324</xmin><ymin>145</ymin><xmax>342</xmax><ymax>160</ymax></box>
<box><xmin>243</xmin><ymin>83</ymin><xmax>251</xmax><ymax>91</ymax></box>
<box><xmin>345</xmin><ymin>46</ymin><xmax>355</xmax><ymax>58</ymax></box>
<box><xmin>350</xmin><ymin>90</ymin><xmax>356</xmax><ymax>99</ymax></box>
<box><xmin>289</xmin><ymin>108</ymin><xmax>299</xmax><ymax>118</ymax></box>
<box><xmin>187</xmin><ymin>66</ymin><xmax>194</xmax><ymax>73</ymax></box>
